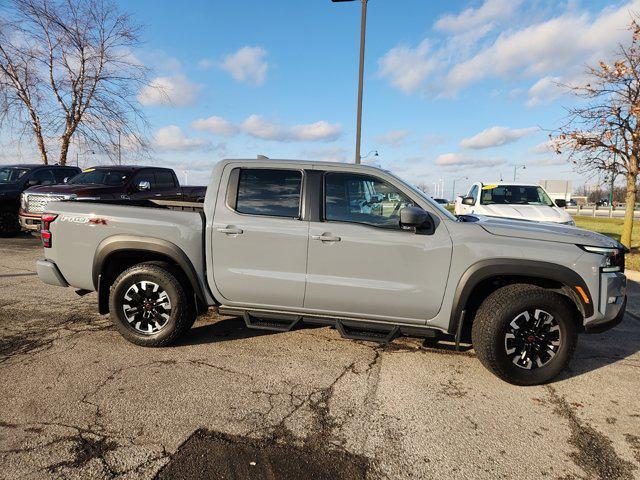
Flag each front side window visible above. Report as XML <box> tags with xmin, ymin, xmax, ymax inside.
<box><xmin>324</xmin><ymin>173</ymin><xmax>413</xmax><ymax>229</ymax></box>
<box><xmin>236</xmin><ymin>169</ymin><xmax>302</xmax><ymax>217</ymax></box>
<box><xmin>0</xmin><ymin>167</ymin><xmax>29</xmax><ymax>184</ymax></box>
<box><xmin>480</xmin><ymin>185</ymin><xmax>553</xmax><ymax>206</ymax></box>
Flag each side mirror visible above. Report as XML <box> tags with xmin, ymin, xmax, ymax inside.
<box><xmin>63</xmin><ymin>177</ymin><xmax>69</xmax><ymax>184</ymax></box>
<box><xmin>462</xmin><ymin>196</ymin><xmax>475</xmax><ymax>206</ymax></box>
<box><xmin>27</xmin><ymin>179</ymin><xmax>40</xmax><ymax>187</ymax></box>
<box><xmin>138</xmin><ymin>180</ymin><xmax>151</xmax><ymax>191</ymax></box>
<box><xmin>555</xmin><ymin>199</ymin><xmax>567</xmax><ymax>208</ymax></box>
<box><xmin>400</xmin><ymin>206</ymin><xmax>428</xmax><ymax>227</ymax></box>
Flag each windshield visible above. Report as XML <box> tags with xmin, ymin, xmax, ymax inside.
<box><xmin>0</xmin><ymin>167</ymin><xmax>29</xmax><ymax>184</ymax></box>
<box><xmin>400</xmin><ymin>178</ymin><xmax>457</xmax><ymax>221</ymax></box>
<box><xmin>68</xmin><ymin>169</ymin><xmax>129</xmax><ymax>186</ymax></box>
<box><xmin>480</xmin><ymin>185</ymin><xmax>554</xmax><ymax>206</ymax></box>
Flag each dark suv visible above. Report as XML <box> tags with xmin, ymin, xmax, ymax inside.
<box><xmin>19</xmin><ymin>165</ymin><xmax>206</xmax><ymax>231</ymax></box>
<box><xmin>0</xmin><ymin>164</ymin><xmax>81</xmax><ymax>234</ymax></box>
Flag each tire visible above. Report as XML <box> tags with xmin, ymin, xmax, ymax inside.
<box><xmin>108</xmin><ymin>263</ymin><xmax>196</xmax><ymax>347</ymax></box>
<box><xmin>0</xmin><ymin>207</ymin><xmax>20</xmax><ymax>235</ymax></box>
<box><xmin>471</xmin><ymin>284</ymin><xmax>578</xmax><ymax>386</ymax></box>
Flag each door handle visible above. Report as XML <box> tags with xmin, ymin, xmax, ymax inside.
<box><xmin>311</xmin><ymin>233</ymin><xmax>341</xmax><ymax>242</ymax></box>
<box><xmin>217</xmin><ymin>226</ymin><xmax>244</xmax><ymax>235</ymax></box>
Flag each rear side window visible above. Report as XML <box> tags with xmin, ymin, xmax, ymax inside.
<box><xmin>155</xmin><ymin>170</ymin><xmax>176</xmax><ymax>188</ymax></box>
<box><xmin>235</xmin><ymin>169</ymin><xmax>302</xmax><ymax>218</ymax></box>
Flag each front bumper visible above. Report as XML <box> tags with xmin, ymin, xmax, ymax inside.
<box><xmin>36</xmin><ymin>260</ymin><xmax>69</xmax><ymax>287</ymax></box>
<box><xmin>583</xmin><ymin>272</ymin><xmax>627</xmax><ymax>333</ymax></box>
<box><xmin>19</xmin><ymin>212</ymin><xmax>42</xmax><ymax>231</ymax></box>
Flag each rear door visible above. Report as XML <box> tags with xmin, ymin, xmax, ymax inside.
<box><xmin>304</xmin><ymin>171</ymin><xmax>452</xmax><ymax>323</ymax></box>
<box><xmin>153</xmin><ymin>169</ymin><xmax>180</xmax><ymax>199</ymax></box>
<box><xmin>210</xmin><ymin>166</ymin><xmax>309</xmax><ymax>308</ymax></box>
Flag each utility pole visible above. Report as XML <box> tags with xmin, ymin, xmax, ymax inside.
<box><xmin>332</xmin><ymin>0</ymin><xmax>369</xmax><ymax>164</ymax></box>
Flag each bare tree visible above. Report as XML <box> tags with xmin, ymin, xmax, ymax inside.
<box><xmin>554</xmin><ymin>18</ymin><xmax>640</xmax><ymax>247</ymax></box>
<box><xmin>0</xmin><ymin>0</ymin><xmax>148</xmax><ymax>165</ymax></box>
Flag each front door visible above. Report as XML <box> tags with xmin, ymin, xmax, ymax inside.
<box><xmin>211</xmin><ymin>166</ymin><xmax>309</xmax><ymax>308</ymax></box>
<box><xmin>304</xmin><ymin>172</ymin><xmax>452</xmax><ymax>323</ymax></box>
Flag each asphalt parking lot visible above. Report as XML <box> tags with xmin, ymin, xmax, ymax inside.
<box><xmin>1</xmin><ymin>235</ymin><xmax>639</xmax><ymax>480</ymax></box>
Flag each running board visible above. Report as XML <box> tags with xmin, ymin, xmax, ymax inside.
<box><xmin>336</xmin><ymin>320</ymin><xmax>400</xmax><ymax>344</ymax></box>
<box><xmin>242</xmin><ymin>311</ymin><xmax>302</xmax><ymax>332</ymax></box>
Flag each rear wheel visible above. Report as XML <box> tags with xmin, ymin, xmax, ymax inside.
<box><xmin>109</xmin><ymin>263</ymin><xmax>196</xmax><ymax>347</ymax></box>
<box><xmin>471</xmin><ymin>284</ymin><xmax>578</xmax><ymax>385</ymax></box>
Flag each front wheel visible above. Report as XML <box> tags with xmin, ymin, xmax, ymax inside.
<box><xmin>109</xmin><ymin>263</ymin><xmax>196</xmax><ymax>347</ymax></box>
<box><xmin>471</xmin><ymin>284</ymin><xmax>578</xmax><ymax>385</ymax></box>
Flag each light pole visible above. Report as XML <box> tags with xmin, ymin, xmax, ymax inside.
<box><xmin>452</xmin><ymin>176</ymin><xmax>468</xmax><ymax>200</ymax></box>
<box><xmin>360</xmin><ymin>149</ymin><xmax>378</xmax><ymax>162</ymax></box>
<box><xmin>513</xmin><ymin>164</ymin><xmax>526</xmax><ymax>181</ymax></box>
<box><xmin>332</xmin><ymin>0</ymin><xmax>368</xmax><ymax>164</ymax></box>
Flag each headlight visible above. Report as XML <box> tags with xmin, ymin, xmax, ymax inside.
<box><xmin>20</xmin><ymin>193</ymin><xmax>27</xmax><ymax>211</ymax></box>
<box><xmin>562</xmin><ymin>219</ymin><xmax>575</xmax><ymax>226</ymax></box>
<box><xmin>579</xmin><ymin>245</ymin><xmax>625</xmax><ymax>272</ymax></box>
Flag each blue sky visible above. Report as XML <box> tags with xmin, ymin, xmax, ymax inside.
<box><xmin>3</xmin><ymin>0</ymin><xmax>637</xmax><ymax>195</ymax></box>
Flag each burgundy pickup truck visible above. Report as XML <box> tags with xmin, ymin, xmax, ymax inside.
<box><xmin>20</xmin><ymin>165</ymin><xmax>206</xmax><ymax>231</ymax></box>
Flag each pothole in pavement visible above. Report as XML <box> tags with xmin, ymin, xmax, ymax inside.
<box><xmin>155</xmin><ymin>429</ymin><xmax>369</xmax><ymax>480</ymax></box>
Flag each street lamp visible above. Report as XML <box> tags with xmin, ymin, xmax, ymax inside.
<box><xmin>452</xmin><ymin>176</ymin><xmax>468</xmax><ymax>200</ymax></box>
<box><xmin>513</xmin><ymin>164</ymin><xmax>526</xmax><ymax>181</ymax></box>
<box><xmin>332</xmin><ymin>0</ymin><xmax>369</xmax><ymax>164</ymax></box>
<box><xmin>360</xmin><ymin>149</ymin><xmax>378</xmax><ymax>162</ymax></box>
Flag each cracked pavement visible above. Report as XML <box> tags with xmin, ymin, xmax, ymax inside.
<box><xmin>1</xmin><ymin>234</ymin><xmax>639</xmax><ymax>479</ymax></box>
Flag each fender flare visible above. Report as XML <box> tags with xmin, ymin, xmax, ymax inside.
<box><xmin>93</xmin><ymin>235</ymin><xmax>208</xmax><ymax>310</ymax></box>
<box><xmin>448</xmin><ymin>259</ymin><xmax>594</xmax><ymax>335</ymax></box>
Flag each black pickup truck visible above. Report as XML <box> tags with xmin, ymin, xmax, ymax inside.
<box><xmin>0</xmin><ymin>164</ymin><xmax>81</xmax><ymax>234</ymax></box>
<box><xmin>19</xmin><ymin>165</ymin><xmax>206</xmax><ymax>231</ymax></box>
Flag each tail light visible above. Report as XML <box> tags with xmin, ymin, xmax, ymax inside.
<box><xmin>41</xmin><ymin>213</ymin><xmax>58</xmax><ymax>248</ymax></box>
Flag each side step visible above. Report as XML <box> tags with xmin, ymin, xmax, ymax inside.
<box><xmin>335</xmin><ymin>320</ymin><xmax>400</xmax><ymax>344</ymax></box>
<box><xmin>242</xmin><ymin>311</ymin><xmax>302</xmax><ymax>332</ymax></box>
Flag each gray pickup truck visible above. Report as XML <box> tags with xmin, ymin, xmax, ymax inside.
<box><xmin>36</xmin><ymin>158</ymin><xmax>627</xmax><ymax>385</ymax></box>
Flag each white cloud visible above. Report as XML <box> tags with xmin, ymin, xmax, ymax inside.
<box><xmin>191</xmin><ymin>116</ymin><xmax>238</xmax><ymax>136</ymax></box>
<box><xmin>378</xmin><ymin>1</ymin><xmax>640</xmax><ymax>99</ymax></box>
<box><xmin>138</xmin><ymin>74</ymin><xmax>202</xmax><ymax>107</ymax></box>
<box><xmin>435</xmin><ymin>0</ymin><xmax>521</xmax><ymax>33</ymax></box>
<box><xmin>525</xmin><ymin>76</ymin><xmax>563</xmax><ymax>107</ymax></box>
<box><xmin>460</xmin><ymin>126</ymin><xmax>537</xmax><ymax>149</ymax></box>
<box><xmin>241</xmin><ymin>115</ymin><xmax>342</xmax><ymax>142</ymax></box>
<box><xmin>220</xmin><ymin>46</ymin><xmax>268</xmax><ymax>86</ymax></box>
<box><xmin>197</xmin><ymin>58</ymin><xmax>214</xmax><ymax>70</ymax></box>
<box><xmin>153</xmin><ymin>126</ymin><xmax>211</xmax><ymax>151</ymax></box>
<box><xmin>377</xmin><ymin>40</ymin><xmax>436</xmax><ymax>94</ymax></box>
<box><xmin>435</xmin><ymin>152</ymin><xmax>505</xmax><ymax>168</ymax></box>
<box><xmin>445</xmin><ymin>2</ymin><xmax>638</xmax><ymax>93</ymax></box>
<box><xmin>301</xmin><ymin>147</ymin><xmax>348</xmax><ymax>163</ymax></box>
<box><xmin>529</xmin><ymin>157</ymin><xmax>568</xmax><ymax>167</ymax></box>
<box><xmin>375</xmin><ymin>130</ymin><xmax>410</xmax><ymax>147</ymax></box>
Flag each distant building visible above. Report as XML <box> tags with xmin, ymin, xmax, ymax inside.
<box><xmin>539</xmin><ymin>180</ymin><xmax>572</xmax><ymax>202</ymax></box>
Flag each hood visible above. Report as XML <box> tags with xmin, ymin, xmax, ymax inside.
<box><xmin>475</xmin><ymin>215</ymin><xmax>622</xmax><ymax>249</ymax></box>
<box><xmin>477</xmin><ymin>204</ymin><xmax>571</xmax><ymax>223</ymax></box>
<box><xmin>25</xmin><ymin>183</ymin><xmax>122</xmax><ymax>197</ymax></box>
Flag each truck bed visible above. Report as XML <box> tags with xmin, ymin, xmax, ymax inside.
<box><xmin>42</xmin><ymin>200</ymin><xmax>206</xmax><ymax>293</ymax></box>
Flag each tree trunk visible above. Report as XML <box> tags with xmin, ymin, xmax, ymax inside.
<box><xmin>58</xmin><ymin>133</ymin><xmax>71</xmax><ymax>166</ymax></box>
<box><xmin>621</xmin><ymin>171</ymin><xmax>637</xmax><ymax>248</ymax></box>
<box><xmin>34</xmin><ymin>124</ymin><xmax>48</xmax><ymax>165</ymax></box>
